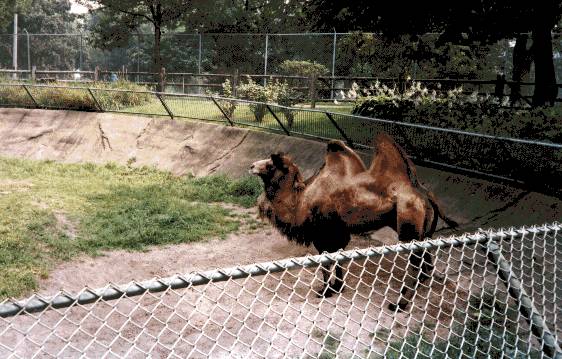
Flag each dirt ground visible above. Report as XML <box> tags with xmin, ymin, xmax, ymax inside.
<box><xmin>0</xmin><ymin>108</ymin><xmax>557</xmax><ymax>358</ymax></box>
<box><xmin>4</xmin><ymin>215</ymin><xmax>491</xmax><ymax>358</ymax></box>
<box><xmin>37</xmin><ymin>209</ymin><xmax>399</xmax><ymax>296</ymax></box>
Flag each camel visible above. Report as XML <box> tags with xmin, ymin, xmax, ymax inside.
<box><xmin>249</xmin><ymin>133</ymin><xmax>457</xmax><ymax>310</ymax></box>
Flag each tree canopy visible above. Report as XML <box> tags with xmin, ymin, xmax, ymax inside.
<box><xmin>0</xmin><ymin>0</ymin><xmax>32</xmax><ymax>29</ymax></box>
<box><xmin>306</xmin><ymin>1</ymin><xmax>562</xmax><ymax>105</ymax></box>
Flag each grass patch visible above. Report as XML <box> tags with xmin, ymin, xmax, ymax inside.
<box><xmin>311</xmin><ymin>328</ymin><xmax>341</xmax><ymax>359</ymax></box>
<box><xmin>0</xmin><ymin>81</ymin><xmax>152</xmax><ymax>111</ymax></box>
<box><xmin>0</xmin><ymin>157</ymin><xmax>261</xmax><ymax>299</ymax></box>
<box><xmin>378</xmin><ymin>290</ymin><xmax>543</xmax><ymax>359</ymax></box>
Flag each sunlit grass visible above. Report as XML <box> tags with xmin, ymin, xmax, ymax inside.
<box><xmin>0</xmin><ymin>157</ymin><xmax>261</xmax><ymax>299</ymax></box>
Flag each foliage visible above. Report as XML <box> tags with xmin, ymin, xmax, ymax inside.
<box><xmin>279</xmin><ymin>60</ymin><xmax>329</xmax><ymax>78</ymax></box>
<box><xmin>351</xmin><ymin>81</ymin><xmax>562</xmax><ymax>143</ymax></box>
<box><xmin>206</xmin><ymin>79</ymin><xmax>237</xmax><ymax>118</ymax></box>
<box><xmin>237</xmin><ymin>77</ymin><xmax>300</xmax><ymax>126</ymax></box>
<box><xmin>382</xmin><ymin>291</ymin><xmax>543</xmax><ymax>358</ymax></box>
<box><xmin>0</xmin><ymin>157</ymin><xmax>262</xmax><ymax>298</ymax></box>
<box><xmin>0</xmin><ymin>0</ymin><xmax>80</xmax><ymax>70</ymax></box>
<box><xmin>0</xmin><ymin>80</ymin><xmax>152</xmax><ymax>111</ymax></box>
<box><xmin>306</xmin><ymin>1</ymin><xmax>561</xmax><ymax>106</ymax></box>
<box><xmin>0</xmin><ymin>0</ymin><xmax>32</xmax><ymax>29</ymax></box>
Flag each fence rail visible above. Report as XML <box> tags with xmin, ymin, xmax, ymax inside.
<box><xmin>2</xmin><ymin>68</ymin><xmax>561</xmax><ymax>104</ymax></box>
<box><xmin>0</xmin><ymin>83</ymin><xmax>561</xmax><ymax>196</ymax></box>
<box><xmin>0</xmin><ymin>222</ymin><xmax>560</xmax><ymax>358</ymax></box>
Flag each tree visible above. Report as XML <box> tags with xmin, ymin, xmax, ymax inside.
<box><xmin>0</xmin><ymin>0</ymin><xmax>31</xmax><ymax>29</ymax></box>
<box><xmin>82</xmin><ymin>0</ymin><xmax>194</xmax><ymax>89</ymax></box>
<box><xmin>306</xmin><ymin>1</ymin><xmax>562</xmax><ymax>106</ymax></box>
<box><xmin>0</xmin><ymin>0</ymin><xmax>79</xmax><ymax>70</ymax></box>
<box><xmin>182</xmin><ymin>0</ymin><xmax>306</xmax><ymax>33</ymax></box>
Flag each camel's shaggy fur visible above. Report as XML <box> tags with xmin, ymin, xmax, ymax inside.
<box><xmin>250</xmin><ymin>133</ymin><xmax>457</xmax><ymax>310</ymax></box>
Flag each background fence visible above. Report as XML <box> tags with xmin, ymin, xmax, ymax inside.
<box><xmin>0</xmin><ymin>223</ymin><xmax>560</xmax><ymax>358</ymax></box>
<box><xmin>1</xmin><ymin>32</ymin><xmax>562</xmax><ymax>100</ymax></box>
<box><xmin>1</xmin><ymin>83</ymin><xmax>561</xmax><ymax>195</ymax></box>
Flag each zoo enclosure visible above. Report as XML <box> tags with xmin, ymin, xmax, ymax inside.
<box><xmin>0</xmin><ymin>82</ymin><xmax>561</xmax><ymax>196</ymax></box>
<box><xmin>1</xmin><ymin>32</ymin><xmax>562</xmax><ymax>100</ymax></box>
<box><xmin>0</xmin><ymin>223</ymin><xmax>560</xmax><ymax>358</ymax></box>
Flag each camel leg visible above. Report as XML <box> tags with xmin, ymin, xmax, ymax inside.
<box><xmin>331</xmin><ymin>262</ymin><xmax>345</xmax><ymax>293</ymax></box>
<box><xmin>318</xmin><ymin>262</ymin><xmax>333</xmax><ymax>297</ymax></box>
<box><xmin>314</xmin><ymin>228</ymin><xmax>350</xmax><ymax>298</ymax></box>
<box><xmin>389</xmin><ymin>197</ymin><xmax>428</xmax><ymax>311</ymax></box>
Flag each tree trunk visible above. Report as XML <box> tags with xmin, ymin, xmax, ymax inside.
<box><xmin>510</xmin><ymin>34</ymin><xmax>532</xmax><ymax>104</ymax></box>
<box><xmin>153</xmin><ymin>25</ymin><xmax>163</xmax><ymax>91</ymax></box>
<box><xmin>532</xmin><ymin>23</ymin><xmax>557</xmax><ymax>106</ymax></box>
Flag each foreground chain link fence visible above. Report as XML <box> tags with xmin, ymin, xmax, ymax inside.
<box><xmin>0</xmin><ymin>223</ymin><xmax>560</xmax><ymax>358</ymax></box>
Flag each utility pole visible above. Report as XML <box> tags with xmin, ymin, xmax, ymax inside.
<box><xmin>13</xmin><ymin>14</ymin><xmax>18</xmax><ymax>80</ymax></box>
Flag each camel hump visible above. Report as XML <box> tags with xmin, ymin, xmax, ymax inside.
<box><xmin>374</xmin><ymin>132</ymin><xmax>395</xmax><ymax>146</ymax></box>
<box><xmin>327</xmin><ymin>140</ymin><xmax>348</xmax><ymax>153</ymax></box>
<box><xmin>371</xmin><ymin>132</ymin><xmax>418</xmax><ymax>185</ymax></box>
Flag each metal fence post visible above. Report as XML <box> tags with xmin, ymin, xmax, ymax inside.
<box><xmin>155</xmin><ymin>93</ymin><xmax>174</xmax><ymax>119</ymax></box>
<box><xmin>266</xmin><ymin>105</ymin><xmax>290</xmax><ymax>136</ymax></box>
<box><xmin>210</xmin><ymin>96</ymin><xmax>234</xmax><ymax>126</ymax></box>
<box><xmin>87</xmin><ymin>88</ymin><xmax>103</xmax><ymax>112</ymax></box>
<box><xmin>486</xmin><ymin>233</ymin><xmax>561</xmax><ymax>358</ymax></box>
<box><xmin>21</xmin><ymin>84</ymin><xmax>39</xmax><ymax>108</ymax></box>
<box><xmin>198</xmin><ymin>33</ymin><xmax>202</xmax><ymax>75</ymax></box>
<box><xmin>79</xmin><ymin>33</ymin><xmax>83</xmax><ymax>70</ymax></box>
<box><xmin>263</xmin><ymin>34</ymin><xmax>269</xmax><ymax>86</ymax></box>
<box><xmin>331</xmin><ymin>31</ymin><xmax>337</xmax><ymax>100</ymax></box>
<box><xmin>308</xmin><ymin>74</ymin><xmax>318</xmax><ymax>108</ymax></box>
<box><xmin>324</xmin><ymin>112</ymin><xmax>353</xmax><ymax>148</ymax></box>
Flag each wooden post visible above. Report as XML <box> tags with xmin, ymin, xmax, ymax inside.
<box><xmin>31</xmin><ymin>65</ymin><xmax>36</xmax><ymax>82</ymax></box>
<box><xmin>494</xmin><ymin>74</ymin><xmax>506</xmax><ymax>99</ymax></box>
<box><xmin>94</xmin><ymin>66</ymin><xmax>99</xmax><ymax>82</ymax></box>
<box><xmin>159</xmin><ymin>67</ymin><xmax>166</xmax><ymax>92</ymax></box>
<box><xmin>308</xmin><ymin>74</ymin><xmax>318</xmax><ymax>109</ymax></box>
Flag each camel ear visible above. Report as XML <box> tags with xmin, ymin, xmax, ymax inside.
<box><xmin>271</xmin><ymin>152</ymin><xmax>286</xmax><ymax>168</ymax></box>
<box><xmin>293</xmin><ymin>172</ymin><xmax>305</xmax><ymax>191</ymax></box>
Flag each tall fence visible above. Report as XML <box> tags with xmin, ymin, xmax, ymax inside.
<box><xmin>0</xmin><ymin>83</ymin><xmax>561</xmax><ymax>195</ymax></box>
<box><xmin>1</xmin><ymin>32</ymin><xmax>562</xmax><ymax>97</ymax></box>
<box><xmin>0</xmin><ymin>223</ymin><xmax>560</xmax><ymax>358</ymax></box>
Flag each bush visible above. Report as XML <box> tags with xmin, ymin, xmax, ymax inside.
<box><xmin>352</xmin><ymin>81</ymin><xmax>562</xmax><ymax>143</ymax></box>
<box><xmin>205</xmin><ymin>79</ymin><xmax>237</xmax><ymax>118</ymax></box>
<box><xmin>237</xmin><ymin>77</ymin><xmax>300</xmax><ymax>126</ymax></box>
<box><xmin>0</xmin><ymin>80</ymin><xmax>152</xmax><ymax>111</ymax></box>
<box><xmin>279</xmin><ymin>60</ymin><xmax>329</xmax><ymax>78</ymax></box>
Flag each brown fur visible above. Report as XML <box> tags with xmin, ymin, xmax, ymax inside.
<box><xmin>250</xmin><ymin>133</ymin><xmax>457</xmax><ymax>310</ymax></box>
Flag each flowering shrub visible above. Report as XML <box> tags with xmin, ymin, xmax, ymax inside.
<box><xmin>237</xmin><ymin>77</ymin><xmax>300</xmax><ymax>126</ymax></box>
<box><xmin>351</xmin><ymin>81</ymin><xmax>561</xmax><ymax>143</ymax></box>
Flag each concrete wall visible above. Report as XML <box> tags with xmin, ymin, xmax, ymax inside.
<box><xmin>0</xmin><ymin>108</ymin><xmax>560</xmax><ymax>232</ymax></box>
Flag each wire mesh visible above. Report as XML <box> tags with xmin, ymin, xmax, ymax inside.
<box><xmin>0</xmin><ymin>223</ymin><xmax>559</xmax><ymax>358</ymax></box>
<box><xmin>1</xmin><ymin>84</ymin><xmax>560</xmax><ymax>191</ymax></box>
<box><xmin>0</xmin><ymin>84</ymin><xmax>36</xmax><ymax>108</ymax></box>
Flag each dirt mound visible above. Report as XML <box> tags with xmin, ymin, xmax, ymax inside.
<box><xmin>0</xmin><ymin>108</ymin><xmax>560</xmax><ymax>233</ymax></box>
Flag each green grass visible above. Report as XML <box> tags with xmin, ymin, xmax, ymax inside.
<box><xmin>311</xmin><ymin>328</ymin><xmax>341</xmax><ymax>359</ymax></box>
<box><xmin>375</xmin><ymin>290</ymin><xmax>543</xmax><ymax>359</ymax></box>
<box><xmin>124</xmin><ymin>97</ymin><xmax>360</xmax><ymax>146</ymax></box>
<box><xmin>0</xmin><ymin>157</ymin><xmax>261</xmax><ymax>299</ymax></box>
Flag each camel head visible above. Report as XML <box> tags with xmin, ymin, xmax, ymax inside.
<box><xmin>249</xmin><ymin>152</ymin><xmax>305</xmax><ymax>194</ymax></box>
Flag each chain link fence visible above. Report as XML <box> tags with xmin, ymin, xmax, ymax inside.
<box><xmin>0</xmin><ymin>223</ymin><xmax>560</xmax><ymax>358</ymax></box>
<box><xmin>1</xmin><ymin>32</ymin><xmax>561</xmax><ymax>89</ymax></box>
